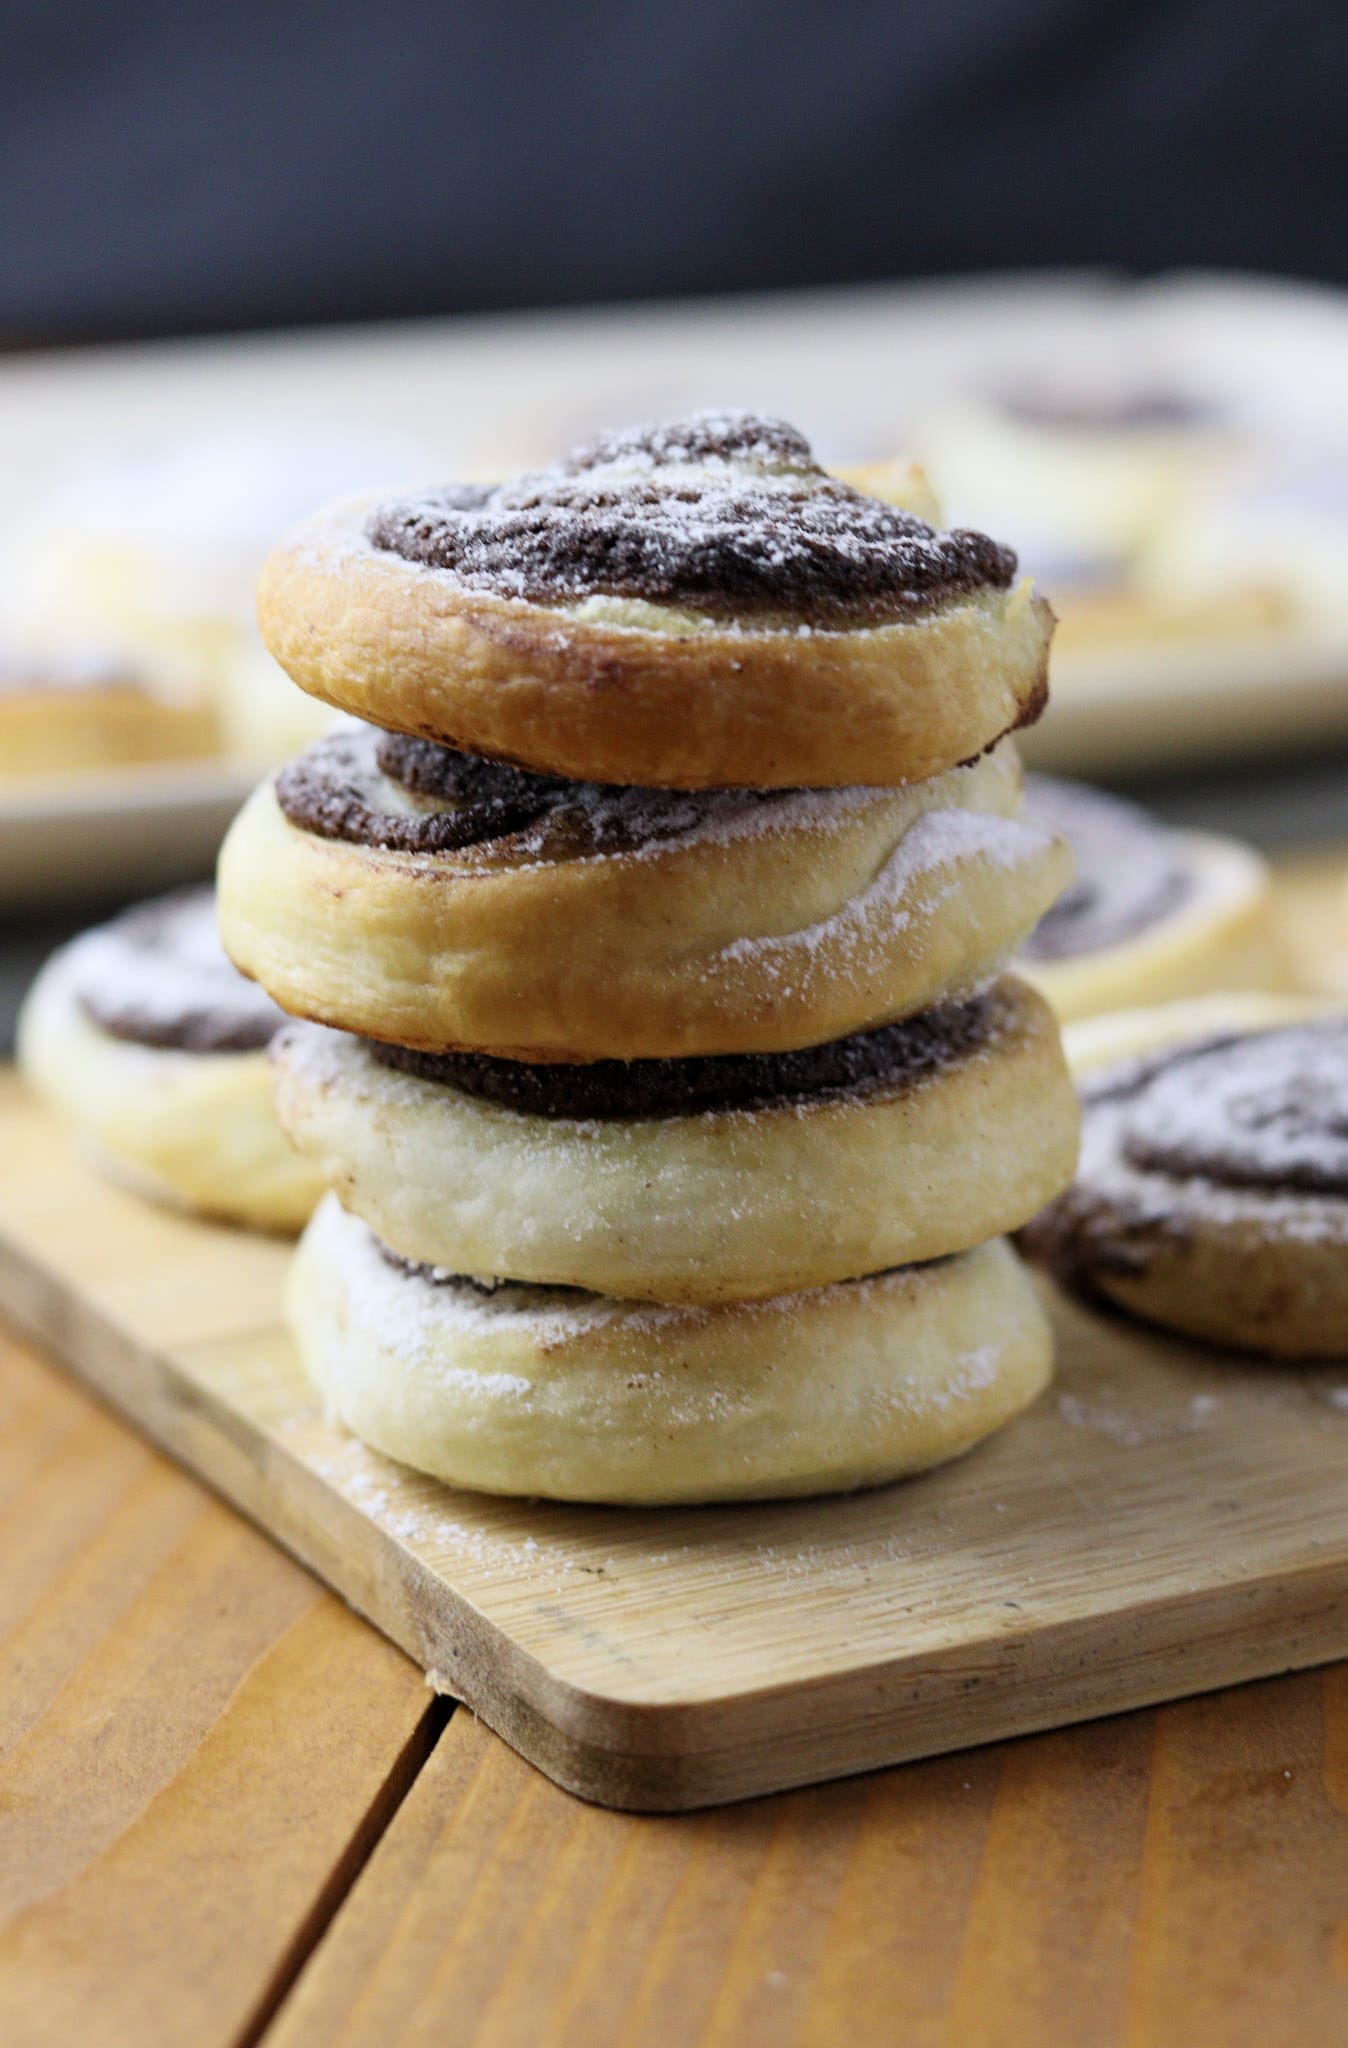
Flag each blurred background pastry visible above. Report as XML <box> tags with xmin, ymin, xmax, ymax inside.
<box><xmin>1135</xmin><ymin>438</ymin><xmax>1348</xmax><ymax>638</ymax></box>
<box><xmin>1016</xmin><ymin>773</ymin><xmax>1285</xmax><ymax>1019</ymax></box>
<box><xmin>7</xmin><ymin>425</ymin><xmax>425</xmax><ymax>769</ymax></box>
<box><xmin>921</xmin><ymin>379</ymin><xmax>1240</xmax><ymax>574</ymax></box>
<box><xmin>1022</xmin><ymin>998</ymin><xmax>1348</xmax><ymax>1356</ymax></box>
<box><xmin>19</xmin><ymin>886</ymin><xmax>323</xmax><ymax>1230</ymax></box>
<box><xmin>0</xmin><ymin>642</ymin><xmax>217</xmax><ymax>780</ymax></box>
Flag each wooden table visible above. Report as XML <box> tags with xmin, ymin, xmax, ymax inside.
<box><xmin>5</xmin><ymin>854</ymin><xmax>1348</xmax><ymax>2047</ymax></box>
<box><xmin>5</xmin><ymin>1316</ymin><xmax>1348</xmax><ymax>2048</ymax></box>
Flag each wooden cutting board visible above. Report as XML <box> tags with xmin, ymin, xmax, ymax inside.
<box><xmin>2</xmin><ymin>1068</ymin><xmax>1347</xmax><ymax>1812</ymax></box>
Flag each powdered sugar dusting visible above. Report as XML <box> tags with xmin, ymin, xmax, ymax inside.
<box><xmin>1119</xmin><ymin>1020</ymin><xmax>1348</xmax><ymax>1195</ymax></box>
<box><xmin>59</xmin><ymin>886</ymin><xmax>284</xmax><ymax>1052</ymax></box>
<box><xmin>713</xmin><ymin>805</ymin><xmax>1055</xmax><ymax>998</ymax></box>
<box><xmin>880</xmin><ymin>1342</ymin><xmax>1004</xmax><ymax>1418</ymax></box>
<box><xmin>365</xmin><ymin>409</ymin><xmax>1016</xmax><ymax>627</ymax></box>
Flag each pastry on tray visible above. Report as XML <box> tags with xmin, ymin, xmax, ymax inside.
<box><xmin>0</xmin><ymin>644</ymin><xmax>217</xmax><ymax>781</ymax></box>
<box><xmin>1021</xmin><ymin>997</ymin><xmax>1348</xmax><ymax>1357</ymax></box>
<box><xmin>1015</xmin><ymin>774</ymin><xmax>1283</xmax><ymax>1020</ymax></box>
<box><xmin>914</xmin><ymin>382</ymin><xmax>1292</xmax><ymax>657</ymax></box>
<box><xmin>920</xmin><ymin>380</ymin><xmax>1239</xmax><ymax>586</ymax></box>
<box><xmin>1135</xmin><ymin>441</ymin><xmax>1348</xmax><ymax>638</ymax></box>
<box><xmin>219</xmin><ymin>410</ymin><xmax>1079</xmax><ymax>1503</ymax></box>
<box><xmin>19</xmin><ymin>888</ymin><xmax>323</xmax><ymax>1231</ymax></box>
<box><xmin>10</xmin><ymin>426</ymin><xmax>417</xmax><ymax>769</ymax></box>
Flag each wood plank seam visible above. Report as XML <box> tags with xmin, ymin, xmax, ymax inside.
<box><xmin>235</xmin><ymin>1694</ymin><xmax>455</xmax><ymax>2048</ymax></box>
<box><xmin>0</xmin><ymin>1320</ymin><xmax>460</xmax><ymax>2048</ymax></box>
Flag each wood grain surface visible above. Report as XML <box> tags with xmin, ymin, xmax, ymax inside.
<box><xmin>2</xmin><ymin>1067</ymin><xmax>1348</xmax><ymax>1810</ymax></box>
<box><xmin>5</xmin><ymin>1319</ymin><xmax>1348</xmax><ymax>2048</ymax></box>
<box><xmin>266</xmin><ymin>1682</ymin><xmax>1348</xmax><ymax>2048</ymax></box>
<box><xmin>0</xmin><ymin>1323</ymin><xmax>440</xmax><ymax>2048</ymax></box>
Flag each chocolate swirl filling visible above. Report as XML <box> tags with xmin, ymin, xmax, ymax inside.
<box><xmin>374</xmin><ymin>1238</ymin><xmax>920</xmax><ymax>1299</ymax></box>
<box><xmin>373</xmin><ymin>1243</ymin><xmax>594</xmax><ymax>1301</ymax></box>
<box><xmin>1019</xmin><ymin>775</ymin><xmax>1193</xmax><ymax>961</ymax></box>
<box><xmin>366</xmin><ymin>410</ymin><xmax>1016</xmax><ymax>626</ymax></box>
<box><xmin>368</xmin><ymin>988</ymin><xmax>1002</xmax><ymax>1120</ymax></box>
<box><xmin>1093</xmin><ymin>1021</ymin><xmax>1348</xmax><ymax>1197</ymax></box>
<box><xmin>276</xmin><ymin>724</ymin><xmax>785</xmax><ymax>857</ymax></box>
<box><xmin>73</xmin><ymin>887</ymin><xmax>284</xmax><ymax>1053</ymax></box>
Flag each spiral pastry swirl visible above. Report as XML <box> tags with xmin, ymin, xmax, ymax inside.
<box><xmin>224</xmin><ymin>725</ymin><xmax>1069</xmax><ymax>1061</ymax></box>
<box><xmin>1022</xmin><ymin>1011</ymin><xmax>1348</xmax><ymax>1357</ymax></box>
<box><xmin>68</xmin><ymin>887</ymin><xmax>286</xmax><ymax>1053</ymax></box>
<box><xmin>275</xmin><ymin>724</ymin><xmax>780</xmax><ymax>859</ymax></box>
<box><xmin>368</xmin><ymin>412</ymin><xmax>1015</xmax><ymax>628</ymax></box>
<box><xmin>1015</xmin><ymin>776</ymin><xmax>1279</xmax><ymax>1023</ymax></box>
<box><xmin>1019</xmin><ymin>777</ymin><xmax>1192</xmax><ymax>963</ymax></box>
<box><xmin>1113</xmin><ymin>1023</ymin><xmax>1348</xmax><ymax>1196</ymax></box>
<box><xmin>17</xmin><ymin>888</ymin><xmax>322</xmax><ymax>1232</ymax></box>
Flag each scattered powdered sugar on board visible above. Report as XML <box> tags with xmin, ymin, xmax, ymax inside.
<box><xmin>305</xmin><ymin>1439</ymin><xmax>596</xmax><ymax>1584</ymax></box>
<box><xmin>1056</xmin><ymin>1392</ymin><xmax>1209</xmax><ymax>1449</ymax></box>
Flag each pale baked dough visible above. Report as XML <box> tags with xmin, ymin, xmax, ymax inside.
<box><xmin>270</xmin><ymin>977</ymin><xmax>1078</xmax><ymax>1302</ymax></box>
<box><xmin>289</xmin><ymin>1197</ymin><xmax>1054</xmax><ymax>1503</ymax></box>
<box><xmin>257</xmin><ymin>493</ymin><xmax>1052</xmax><ymax>790</ymax></box>
<box><xmin>218</xmin><ymin>739</ymin><xmax>1070</xmax><ymax>1059</ymax></box>
<box><xmin>1021</xmin><ymin>995</ymin><xmax>1348</xmax><ymax>1357</ymax></box>
<box><xmin>1019</xmin><ymin>832</ymin><xmax>1284</xmax><ymax>1022</ymax></box>
<box><xmin>1062</xmin><ymin>991</ymin><xmax>1338</xmax><ymax>1076</ymax></box>
<box><xmin>18</xmin><ymin>950</ymin><xmax>322</xmax><ymax>1232</ymax></box>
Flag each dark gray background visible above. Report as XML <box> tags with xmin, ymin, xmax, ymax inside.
<box><xmin>4</xmin><ymin>0</ymin><xmax>1346</xmax><ymax>346</ymax></box>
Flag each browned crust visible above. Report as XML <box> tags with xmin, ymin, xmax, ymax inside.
<box><xmin>257</xmin><ymin>499</ymin><xmax>1054</xmax><ymax>790</ymax></box>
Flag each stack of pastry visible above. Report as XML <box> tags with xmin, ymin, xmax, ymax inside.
<box><xmin>218</xmin><ymin>412</ymin><xmax>1080</xmax><ymax>1504</ymax></box>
